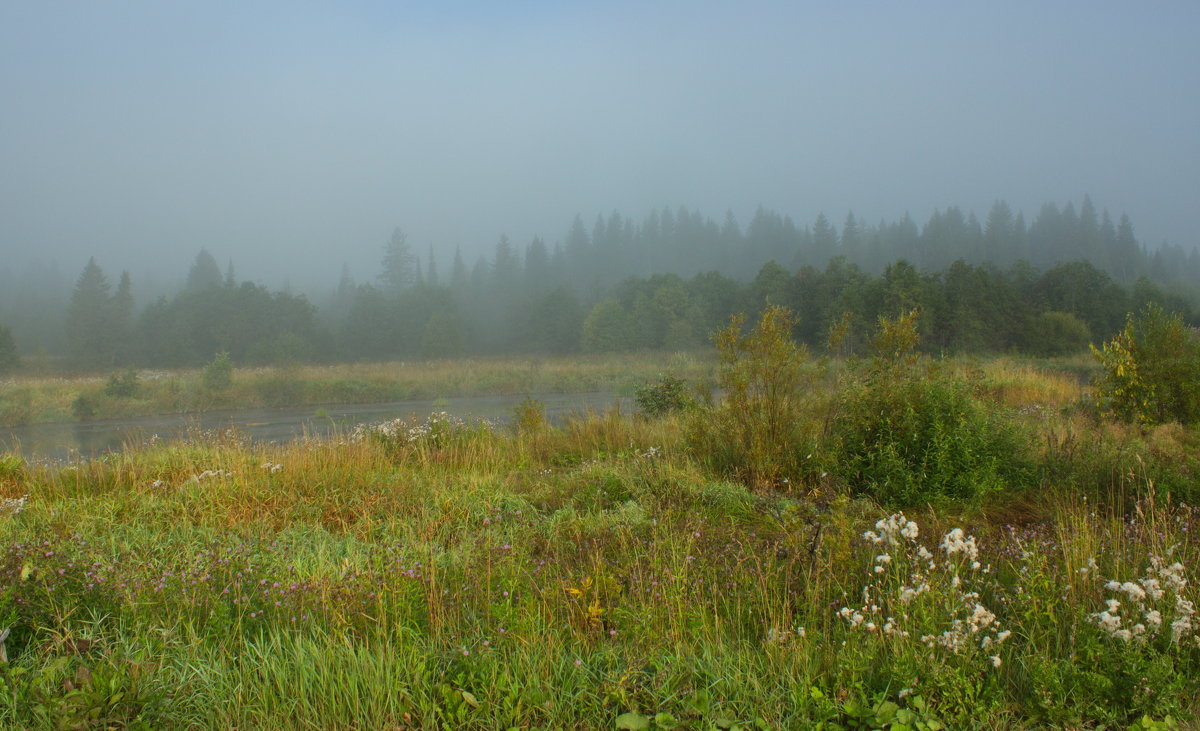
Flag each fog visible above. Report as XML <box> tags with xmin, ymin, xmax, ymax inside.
<box><xmin>1</xmin><ymin>1</ymin><xmax>1198</xmax><ymax>288</ymax></box>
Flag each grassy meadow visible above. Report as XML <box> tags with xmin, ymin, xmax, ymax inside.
<box><xmin>1</xmin><ymin>343</ymin><xmax>1199</xmax><ymax>729</ymax></box>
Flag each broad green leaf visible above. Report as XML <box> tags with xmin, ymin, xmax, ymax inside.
<box><xmin>615</xmin><ymin>712</ymin><xmax>650</xmax><ymax>730</ymax></box>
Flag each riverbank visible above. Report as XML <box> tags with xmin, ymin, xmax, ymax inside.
<box><xmin>0</xmin><ymin>351</ymin><xmax>715</xmax><ymax>427</ymax></box>
<box><xmin>0</xmin><ymin>351</ymin><xmax>1095</xmax><ymax>429</ymax></box>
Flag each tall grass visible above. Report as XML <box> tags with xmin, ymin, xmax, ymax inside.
<box><xmin>1</xmin><ymin>362</ymin><xmax>1200</xmax><ymax>728</ymax></box>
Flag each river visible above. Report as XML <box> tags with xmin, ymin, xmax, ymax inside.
<box><xmin>0</xmin><ymin>391</ymin><xmax>630</xmax><ymax>462</ymax></box>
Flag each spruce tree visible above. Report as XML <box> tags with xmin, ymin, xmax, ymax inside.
<box><xmin>66</xmin><ymin>258</ymin><xmax>115</xmax><ymax>369</ymax></box>
<box><xmin>379</xmin><ymin>228</ymin><xmax>417</xmax><ymax>294</ymax></box>
<box><xmin>186</xmin><ymin>249</ymin><xmax>222</xmax><ymax>291</ymax></box>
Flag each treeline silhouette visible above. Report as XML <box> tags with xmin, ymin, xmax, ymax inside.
<box><xmin>1</xmin><ymin>196</ymin><xmax>1196</xmax><ymax>373</ymax></box>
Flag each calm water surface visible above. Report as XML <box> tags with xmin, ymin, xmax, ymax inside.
<box><xmin>0</xmin><ymin>392</ymin><xmax>629</xmax><ymax>462</ymax></box>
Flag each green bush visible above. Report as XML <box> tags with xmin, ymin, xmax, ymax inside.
<box><xmin>201</xmin><ymin>351</ymin><xmax>233</xmax><ymax>393</ymax></box>
<box><xmin>634</xmin><ymin>374</ymin><xmax>695</xmax><ymax>417</ymax></box>
<box><xmin>1091</xmin><ymin>304</ymin><xmax>1200</xmax><ymax>424</ymax></box>
<box><xmin>687</xmin><ymin>305</ymin><xmax>816</xmax><ymax>491</ymax></box>
<box><xmin>104</xmin><ymin>368</ymin><xmax>139</xmax><ymax>398</ymax></box>
<box><xmin>71</xmin><ymin>392</ymin><xmax>102</xmax><ymax>421</ymax></box>
<box><xmin>513</xmin><ymin>396</ymin><xmax>547</xmax><ymax>434</ymax></box>
<box><xmin>830</xmin><ymin>365</ymin><xmax>1030</xmax><ymax>506</ymax></box>
<box><xmin>1025</xmin><ymin>311</ymin><xmax>1093</xmax><ymax>357</ymax></box>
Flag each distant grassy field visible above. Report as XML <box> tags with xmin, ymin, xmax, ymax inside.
<box><xmin>0</xmin><ymin>351</ymin><xmax>718</xmax><ymax>427</ymax></box>
<box><xmin>0</xmin><ymin>350</ymin><xmax>1095</xmax><ymax>428</ymax></box>
<box><xmin>2</xmin><ymin>348</ymin><xmax>1195</xmax><ymax>729</ymax></box>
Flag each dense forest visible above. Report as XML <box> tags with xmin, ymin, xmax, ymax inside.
<box><xmin>1</xmin><ymin>196</ymin><xmax>1197</xmax><ymax>373</ymax></box>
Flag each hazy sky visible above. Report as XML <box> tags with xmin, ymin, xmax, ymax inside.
<box><xmin>2</xmin><ymin>1</ymin><xmax>1198</xmax><ymax>288</ymax></box>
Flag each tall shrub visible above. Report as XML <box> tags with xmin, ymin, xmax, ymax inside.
<box><xmin>687</xmin><ymin>305</ymin><xmax>814</xmax><ymax>490</ymax></box>
<box><xmin>1091</xmin><ymin>304</ymin><xmax>1200</xmax><ymax>425</ymax></box>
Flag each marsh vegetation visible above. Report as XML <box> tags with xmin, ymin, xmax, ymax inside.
<box><xmin>2</xmin><ymin>309</ymin><xmax>1199</xmax><ymax>729</ymax></box>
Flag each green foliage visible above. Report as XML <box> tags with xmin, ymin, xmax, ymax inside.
<box><xmin>634</xmin><ymin>375</ymin><xmax>695</xmax><ymax>417</ymax></box>
<box><xmin>581</xmin><ymin>298</ymin><xmax>634</xmax><ymax>353</ymax></box>
<box><xmin>6</xmin><ymin>373</ymin><xmax>1200</xmax><ymax>726</ymax></box>
<box><xmin>0</xmin><ymin>453</ymin><xmax>21</xmax><ymax>481</ymax></box>
<box><xmin>255</xmin><ymin>369</ymin><xmax>305</xmax><ymax>407</ymax></box>
<box><xmin>1025</xmin><ymin>311</ymin><xmax>1092</xmax><ymax>357</ymax></box>
<box><xmin>104</xmin><ymin>367</ymin><xmax>140</xmax><ymax>398</ymax></box>
<box><xmin>71</xmin><ymin>391</ymin><xmax>101</xmax><ymax>420</ymax></box>
<box><xmin>871</xmin><ymin>308</ymin><xmax>921</xmax><ymax>362</ymax></box>
<box><xmin>688</xmin><ymin>305</ymin><xmax>814</xmax><ymax>490</ymax></box>
<box><xmin>421</xmin><ymin>309</ymin><xmax>466</xmax><ymax>359</ymax></box>
<box><xmin>1091</xmin><ymin>304</ymin><xmax>1200</xmax><ymax>424</ymax></box>
<box><xmin>830</xmin><ymin>366</ymin><xmax>1029</xmax><ymax>506</ymax></box>
<box><xmin>0</xmin><ymin>656</ymin><xmax>160</xmax><ymax>729</ymax></box>
<box><xmin>1128</xmin><ymin>715</ymin><xmax>1181</xmax><ymax>731</ymax></box>
<box><xmin>138</xmin><ymin>282</ymin><xmax>325</xmax><ymax>368</ymax></box>
<box><xmin>826</xmin><ymin>311</ymin><xmax>854</xmax><ymax>358</ymax></box>
<box><xmin>513</xmin><ymin>397</ymin><xmax>547</xmax><ymax>434</ymax></box>
<box><xmin>65</xmin><ymin>258</ymin><xmax>117</xmax><ymax>370</ymax></box>
<box><xmin>837</xmin><ymin>694</ymin><xmax>945</xmax><ymax>730</ymax></box>
<box><xmin>201</xmin><ymin>351</ymin><xmax>233</xmax><ymax>393</ymax></box>
<box><xmin>247</xmin><ymin>332</ymin><xmax>313</xmax><ymax>366</ymax></box>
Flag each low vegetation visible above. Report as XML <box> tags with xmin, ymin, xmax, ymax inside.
<box><xmin>1</xmin><ymin>309</ymin><xmax>1199</xmax><ymax>728</ymax></box>
<box><xmin>0</xmin><ymin>352</ymin><xmax>716</xmax><ymax>427</ymax></box>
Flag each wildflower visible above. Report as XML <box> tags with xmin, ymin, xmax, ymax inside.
<box><xmin>1094</xmin><ymin>611</ymin><xmax>1121</xmax><ymax>633</ymax></box>
<box><xmin>1119</xmin><ymin>582</ymin><xmax>1147</xmax><ymax>602</ymax></box>
<box><xmin>989</xmin><ymin>655</ymin><xmax>1002</xmax><ymax>668</ymax></box>
<box><xmin>1140</xmin><ymin>578</ymin><xmax>1164</xmax><ymax>601</ymax></box>
<box><xmin>968</xmin><ymin>604</ymin><xmax>996</xmax><ymax>633</ymax></box>
<box><xmin>941</xmin><ymin>528</ymin><xmax>979</xmax><ymax>562</ymax></box>
<box><xmin>898</xmin><ymin>583</ymin><xmax>928</xmax><ymax>603</ymax></box>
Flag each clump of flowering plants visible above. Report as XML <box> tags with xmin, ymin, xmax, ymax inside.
<box><xmin>350</xmin><ymin>411</ymin><xmax>499</xmax><ymax>465</ymax></box>
<box><xmin>1088</xmin><ymin>552</ymin><xmax>1197</xmax><ymax>648</ymax></box>
<box><xmin>836</xmin><ymin>513</ymin><xmax>1012</xmax><ymax>685</ymax></box>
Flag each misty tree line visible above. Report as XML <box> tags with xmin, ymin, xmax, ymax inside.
<box><xmin>0</xmin><ymin>196</ymin><xmax>1197</xmax><ymax>373</ymax></box>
